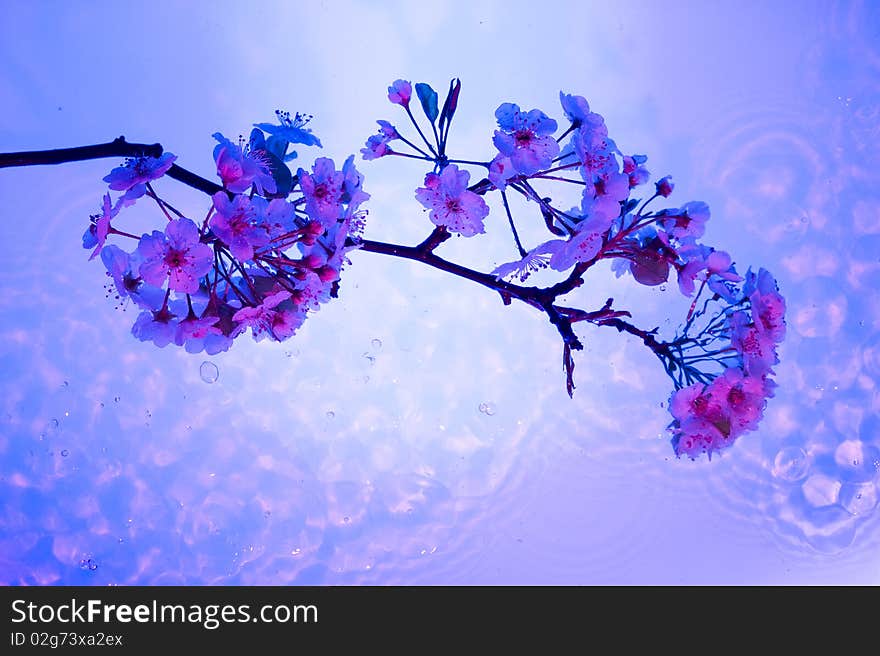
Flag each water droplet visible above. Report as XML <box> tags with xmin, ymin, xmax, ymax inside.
<box><xmin>199</xmin><ymin>361</ymin><xmax>219</xmax><ymax>384</ymax></box>
<box><xmin>80</xmin><ymin>558</ymin><xmax>98</xmax><ymax>571</ymax></box>
<box><xmin>99</xmin><ymin>402</ymin><xmax>105</xmax><ymax>408</ymax></box>
<box><xmin>61</xmin><ymin>449</ymin><xmax>69</xmax><ymax>457</ymax></box>
<box><xmin>114</xmin><ymin>396</ymin><xmax>120</xmax><ymax>403</ymax></box>
<box><xmin>659</xmin><ymin>285</ymin><xmax>667</xmax><ymax>292</ymax></box>
<box><xmin>51</xmin><ymin>418</ymin><xmax>59</xmax><ymax>428</ymax></box>
<box><xmin>326</xmin><ymin>411</ymin><xmax>335</xmax><ymax>419</ymax></box>
<box><xmin>371</xmin><ymin>338</ymin><xmax>382</xmax><ymax>350</ymax></box>
<box><xmin>62</xmin><ymin>381</ymin><xmax>69</xmax><ymax>388</ymax></box>
<box><xmin>772</xmin><ymin>446</ymin><xmax>810</xmax><ymax>482</ymax></box>
<box><xmin>343</xmin><ymin>516</ymin><xmax>350</xmax><ymax>524</ymax></box>
<box><xmin>478</xmin><ymin>402</ymin><xmax>497</xmax><ymax>416</ymax></box>
<box><xmin>117</xmin><ymin>537</ymin><xmax>124</xmax><ymax>544</ymax></box>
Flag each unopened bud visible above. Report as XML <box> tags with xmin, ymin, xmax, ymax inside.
<box><xmin>656</xmin><ymin>176</ymin><xmax>674</xmax><ymax>198</ymax></box>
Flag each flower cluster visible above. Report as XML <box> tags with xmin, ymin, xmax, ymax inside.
<box><xmin>361</xmin><ymin>79</ymin><xmax>787</xmax><ymax>460</ymax></box>
<box><xmin>85</xmin><ymin>115</ymin><xmax>367</xmax><ymax>354</ymax></box>
<box><xmin>69</xmin><ymin>78</ymin><xmax>789</xmax><ymax>462</ymax></box>
<box><xmin>668</xmin><ymin>268</ymin><xmax>786</xmax><ymax>459</ymax></box>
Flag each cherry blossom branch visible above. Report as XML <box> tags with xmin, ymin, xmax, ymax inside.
<box><xmin>0</xmin><ymin>139</ymin><xmax>676</xmax><ymax>364</ymax></box>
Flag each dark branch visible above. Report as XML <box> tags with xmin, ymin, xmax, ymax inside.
<box><xmin>0</xmin><ymin>137</ymin><xmax>162</xmax><ymax>169</ymax></box>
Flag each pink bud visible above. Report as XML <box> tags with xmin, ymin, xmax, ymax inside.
<box><xmin>656</xmin><ymin>176</ymin><xmax>674</xmax><ymax>198</ymax></box>
<box><xmin>387</xmin><ymin>79</ymin><xmax>412</xmax><ymax>107</ymax></box>
<box><xmin>300</xmin><ymin>254</ymin><xmax>323</xmax><ymax>269</ymax></box>
<box><xmin>316</xmin><ymin>265</ymin><xmax>338</xmax><ymax>282</ymax></box>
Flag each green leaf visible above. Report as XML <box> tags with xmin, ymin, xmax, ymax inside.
<box><xmin>415</xmin><ymin>82</ymin><xmax>439</xmax><ymax>124</ymax></box>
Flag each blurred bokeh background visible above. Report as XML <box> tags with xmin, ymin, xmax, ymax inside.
<box><xmin>1</xmin><ymin>0</ymin><xmax>878</xmax><ymax>584</ymax></box>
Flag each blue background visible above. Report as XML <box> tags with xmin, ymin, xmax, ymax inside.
<box><xmin>1</xmin><ymin>0</ymin><xmax>878</xmax><ymax>584</ymax></box>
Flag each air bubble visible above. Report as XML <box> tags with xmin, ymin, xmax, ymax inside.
<box><xmin>199</xmin><ymin>361</ymin><xmax>219</xmax><ymax>384</ymax></box>
<box><xmin>840</xmin><ymin>483</ymin><xmax>878</xmax><ymax>515</ymax></box>
<box><xmin>478</xmin><ymin>402</ymin><xmax>497</xmax><ymax>416</ymax></box>
<box><xmin>772</xmin><ymin>446</ymin><xmax>810</xmax><ymax>482</ymax></box>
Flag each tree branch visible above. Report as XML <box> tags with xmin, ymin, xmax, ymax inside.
<box><xmin>0</xmin><ymin>137</ymin><xmax>162</xmax><ymax>168</ymax></box>
<box><xmin>1</xmin><ymin>139</ymin><xmax>675</xmax><ymax>377</ymax></box>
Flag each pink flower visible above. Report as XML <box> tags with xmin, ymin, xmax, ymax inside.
<box><xmin>232</xmin><ymin>290</ymin><xmax>291</xmax><ymax>342</ymax></box>
<box><xmin>655</xmin><ymin>175</ymin><xmax>674</xmax><ymax>198</ymax></box>
<box><xmin>662</xmin><ymin>201</ymin><xmax>710</xmax><ymax>239</ymax></box>
<box><xmin>707</xmin><ymin>368</ymin><xmax>767</xmax><ymax>434</ymax></box>
<box><xmin>729</xmin><ymin>311</ymin><xmax>778</xmax><ymax>376</ymax></box>
<box><xmin>100</xmin><ymin>244</ymin><xmax>165</xmax><ymax>310</ymax></box>
<box><xmin>548</xmin><ymin>214</ymin><xmax>614</xmax><ymax>271</ymax></box>
<box><xmin>670</xmin><ymin>382</ymin><xmax>725</xmax><ymax>425</ymax></box>
<box><xmin>492</xmin><ymin>103</ymin><xmax>560</xmax><ymax>175</ymax></box>
<box><xmin>212</xmin><ymin>133</ymin><xmax>276</xmax><ymax>196</ymax></box>
<box><xmin>673</xmin><ymin>417</ymin><xmax>728</xmax><ymax>459</ymax></box>
<box><xmin>88</xmin><ymin>193</ymin><xmax>121</xmax><ymax>261</ymax></box>
<box><xmin>251</xmin><ymin>196</ymin><xmax>296</xmax><ymax>241</ymax></box>
<box><xmin>104</xmin><ymin>153</ymin><xmax>177</xmax><ymax>202</ymax></box>
<box><xmin>210</xmin><ymin>192</ymin><xmax>270</xmax><ymax>261</ymax></box>
<box><xmin>675</xmin><ymin>244</ymin><xmax>742</xmax><ymax>296</ymax></box>
<box><xmin>361</xmin><ymin>121</ymin><xmax>400</xmax><ymax>161</ymax></box>
<box><xmin>668</xmin><ymin>366</ymin><xmax>772</xmax><ymax>459</ymax></box>
<box><xmin>175</xmin><ymin>314</ymin><xmax>226</xmax><ymax>354</ymax></box>
<box><xmin>137</xmin><ymin>218</ymin><xmax>213</xmax><ymax>294</ymax></box>
<box><xmin>572</xmin><ymin>124</ymin><xmax>615</xmax><ymax>178</ymax></box>
<box><xmin>298</xmin><ymin>157</ymin><xmax>345</xmax><ymax>227</ymax></box>
<box><xmin>132</xmin><ymin>305</ymin><xmax>178</xmax><ymax>348</ymax></box>
<box><xmin>415</xmin><ymin>164</ymin><xmax>489</xmax><ymax>237</ymax></box>
<box><xmin>388</xmin><ymin>79</ymin><xmax>413</xmax><ymax>106</ymax></box>
<box><xmin>488</xmin><ymin>155</ymin><xmax>516</xmax><ymax>190</ymax></box>
<box><xmin>342</xmin><ymin>155</ymin><xmax>370</xmax><ymax>216</ymax></box>
<box><xmin>622</xmin><ymin>155</ymin><xmax>649</xmax><ymax>188</ymax></box>
<box><xmin>559</xmin><ymin>92</ymin><xmax>591</xmax><ymax>125</ymax></box>
<box><xmin>559</xmin><ymin>93</ymin><xmax>609</xmax><ymax>142</ymax></box>
<box><xmin>748</xmin><ymin>268</ymin><xmax>786</xmax><ymax>343</ymax></box>
<box><xmin>492</xmin><ymin>241</ymin><xmax>558</xmax><ymax>282</ymax></box>
<box><xmin>269</xmin><ymin>303</ymin><xmax>306</xmax><ymax>341</ymax></box>
<box><xmin>581</xmin><ymin>168</ymin><xmax>630</xmax><ymax>223</ymax></box>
